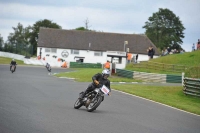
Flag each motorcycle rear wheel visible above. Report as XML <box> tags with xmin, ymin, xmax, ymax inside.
<box><xmin>11</xmin><ymin>66</ymin><xmax>14</xmax><ymax>73</ymax></box>
<box><xmin>74</xmin><ymin>98</ymin><xmax>84</xmax><ymax>109</ymax></box>
<box><xmin>87</xmin><ymin>96</ymin><xmax>102</xmax><ymax>112</ymax></box>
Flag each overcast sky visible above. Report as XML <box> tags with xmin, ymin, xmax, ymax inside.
<box><xmin>0</xmin><ymin>0</ymin><xmax>199</xmax><ymax>51</ymax></box>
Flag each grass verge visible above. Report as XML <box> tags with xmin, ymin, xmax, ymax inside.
<box><xmin>112</xmin><ymin>84</ymin><xmax>200</xmax><ymax>115</ymax></box>
<box><xmin>55</xmin><ymin>68</ymin><xmax>200</xmax><ymax>115</ymax></box>
<box><xmin>55</xmin><ymin>68</ymin><xmax>142</xmax><ymax>82</ymax></box>
<box><xmin>0</xmin><ymin>56</ymin><xmax>25</xmax><ymax>65</ymax></box>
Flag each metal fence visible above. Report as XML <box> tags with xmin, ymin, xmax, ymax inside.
<box><xmin>183</xmin><ymin>78</ymin><xmax>200</xmax><ymax>97</ymax></box>
<box><xmin>133</xmin><ymin>61</ymin><xmax>188</xmax><ymax>73</ymax></box>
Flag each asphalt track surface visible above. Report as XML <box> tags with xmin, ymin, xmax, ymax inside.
<box><xmin>0</xmin><ymin>65</ymin><xmax>200</xmax><ymax>133</ymax></box>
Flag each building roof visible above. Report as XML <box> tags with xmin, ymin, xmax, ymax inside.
<box><xmin>38</xmin><ymin>28</ymin><xmax>159</xmax><ymax>55</ymax></box>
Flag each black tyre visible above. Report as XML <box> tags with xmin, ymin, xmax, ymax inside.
<box><xmin>74</xmin><ymin>98</ymin><xmax>84</xmax><ymax>109</ymax></box>
<box><xmin>11</xmin><ymin>67</ymin><xmax>14</xmax><ymax>73</ymax></box>
<box><xmin>87</xmin><ymin>96</ymin><xmax>102</xmax><ymax>112</ymax></box>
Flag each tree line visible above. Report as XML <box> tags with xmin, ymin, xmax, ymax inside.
<box><xmin>0</xmin><ymin>8</ymin><xmax>185</xmax><ymax>56</ymax></box>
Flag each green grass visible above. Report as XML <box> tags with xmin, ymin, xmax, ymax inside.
<box><xmin>126</xmin><ymin>50</ymin><xmax>200</xmax><ymax>75</ymax></box>
<box><xmin>55</xmin><ymin>68</ymin><xmax>200</xmax><ymax>115</ymax></box>
<box><xmin>112</xmin><ymin>84</ymin><xmax>200</xmax><ymax>115</ymax></box>
<box><xmin>151</xmin><ymin>51</ymin><xmax>200</xmax><ymax>66</ymax></box>
<box><xmin>0</xmin><ymin>56</ymin><xmax>25</xmax><ymax>65</ymax></box>
<box><xmin>55</xmin><ymin>68</ymin><xmax>142</xmax><ymax>82</ymax></box>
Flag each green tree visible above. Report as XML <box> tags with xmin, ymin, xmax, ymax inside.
<box><xmin>0</xmin><ymin>34</ymin><xmax>4</xmax><ymax>51</ymax></box>
<box><xmin>75</xmin><ymin>27</ymin><xmax>87</xmax><ymax>31</ymax></box>
<box><xmin>75</xmin><ymin>18</ymin><xmax>95</xmax><ymax>31</ymax></box>
<box><xmin>7</xmin><ymin>23</ymin><xmax>31</xmax><ymax>54</ymax></box>
<box><xmin>30</xmin><ymin>19</ymin><xmax>62</xmax><ymax>55</ymax></box>
<box><xmin>143</xmin><ymin>8</ymin><xmax>185</xmax><ymax>50</ymax></box>
<box><xmin>3</xmin><ymin>43</ymin><xmax>9</xmax><ymax>52</ymax></box>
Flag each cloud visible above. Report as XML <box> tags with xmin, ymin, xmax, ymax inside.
<box><xmin>0</xmin><ymin>0</ymin><xmax>199</xmax><ymax>51</ymax></box>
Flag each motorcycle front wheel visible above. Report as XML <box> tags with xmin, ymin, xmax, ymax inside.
<box><xmin>74</xmin><ymin>98</ymin><xmax>84</xmax><ymax>109</ymax></box>
<box><xmin>87</xmin><ymin>96</ymin><xmax>102</xmax><ymax>112</ymax></box>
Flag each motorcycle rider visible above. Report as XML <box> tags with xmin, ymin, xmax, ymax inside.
<box><xmin>45</xmin><ymin>62</ymin><xmax>51</xmax><ymax>72</ymax></box>
<box><xmin>10</xmin><ymin>59</ymin><xmax>17</xmax><ymax>71</ymax></box>
<box><xmin>80</xmin><ymin>69</ymin><xmax>111</xmax><ymax>99</ymax></box>
<box><xmin>46</xmin><ymin>62</ymin><xmax>50</xmax><ymax>68</ymax></box>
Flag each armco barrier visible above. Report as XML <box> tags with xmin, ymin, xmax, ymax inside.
<box><xmin>70</xmin><ymin>62</ymin><xmax>102</xmax><ymax>68</ymax></box>
<box><xmin>133</xmin><ymin>71</ymin><xmax>167</xmax><ymax>83</ymax></box>
<box><xmin>116</xmin><ymin>69</ymin><xmax>133</xmax><ymax>78</ymax></box>
<box><xmin>166</xmin><ymin>74</ymin><xmax>182</xmax><ymax>83</ymax></box>
<box><xmin>183</xmin><ymin>78</ymin><xmax>200</xmax><ymax>97</ymax></box>
<box><xmin>116</xmin><ymin>68</ymin><xmax>182</xmax><ymax>83</ymax></box>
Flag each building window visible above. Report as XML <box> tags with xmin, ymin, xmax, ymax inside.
<box><xmin>45</xmin><ymin>48</ymin><xmax>51</xmax><ymax>52</ymax></box>
<box><xmin>71</xmin><ymin>49</ymin><xmax>79</xmax><ymax>55</ymax></box>
<box><xmin>45</xmin><ymin>48</ymin><xmax>57</xmax><ymax>53</ymax></box>
<box><xmin>51</xmin><ymin>48</ymin><xmax>57</xmax><ymax>53</ymax></box>
<box><xmin>94</xmin><ymin>51</ymin><xmax>103</xmax><ymax>56</ymax></box>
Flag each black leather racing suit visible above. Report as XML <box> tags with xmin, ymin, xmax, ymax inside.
<box><xmin>10</xmin><ymin>61</ymin><xmax>17</xmax><ymax>71</ymax></box>
<box><xmin>81</xmin><ymin>73</ymin><xmax>111</xmax><ymax>98</ymax></box>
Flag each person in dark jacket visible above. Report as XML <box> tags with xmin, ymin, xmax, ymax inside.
<box><xmin>136</xmin><ymin>54</ymin><xmax>138</xmax><ymax>63</ymax></box>
<box><xmin>80</xmin><ymin>69</ymin><xmax>111</xmax><ymax>99</ymax></box>
<box><xmin>10</xmin><ymin>59</ymin><xmax>17</xmax><ymax>71</ymax></box>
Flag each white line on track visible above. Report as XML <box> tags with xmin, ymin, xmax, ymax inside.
<box><xmin>113</xmin><ymin>89</ymin><xmax>200</xmax><ymax>117</ymax></box>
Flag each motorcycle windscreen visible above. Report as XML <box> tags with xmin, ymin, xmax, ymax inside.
<box><xmin>100</xmin><ymin>85</ymin><xmax>110</xmax><ymax>95</ymax></box>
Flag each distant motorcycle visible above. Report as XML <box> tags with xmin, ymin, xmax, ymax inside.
<box><xmin>74</xmin><ymin>85</ymin><xmax>110</xmax><ymax>112</ymax></box>
<box><xmin>11</xmin><ymin>64</ymin><xmax>16</xmax><ymax>73</ymax></box>
<box><xmin>47</xmin><ymin>66</ymin><xmax>51</xmax><ymax>72</ymax></box>
<box><xmin>46</xmin><ymin>64</ymin><xmax>51</xmax><ymax>72</ymax></box>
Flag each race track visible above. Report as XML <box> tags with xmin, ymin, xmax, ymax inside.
<box><xmin>0</xmin><ymin>65</ymin><xmax>199</xmax><ymax>133</ymax></box>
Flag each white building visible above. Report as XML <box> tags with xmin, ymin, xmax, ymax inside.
<box><xmin>37</xmin><ymin>28</ymin><xmax>159</xmax><ymax>69</ymax></box>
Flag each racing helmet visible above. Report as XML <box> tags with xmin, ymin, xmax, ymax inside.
<box><xmin>12</xmin><ymin>59</ymin><xmax>15</xmax><ymax>61</ymax></box>
<box><xmin>102</xmin><ymin>69</ymin><xmax>110</xmax><ymax>79</ymax></box>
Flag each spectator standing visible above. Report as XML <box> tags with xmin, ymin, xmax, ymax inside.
<box><xmin>104</xmin><ymin>60</ymin><xmax>110</xmax><ymax>70</ymax></box>
<box><xmin>147</xmin><ymin>47</ymin><xmax>151</xmax><ymax>60</ymax></box>
<box><xmin>192</xmin><ymin>43</ymin><xmax>195</xmax><ymax>51</ymax></box>
<box><xmin>136</xmin><ymin>54</ymin><xmax>138</xmax><ymax>63</ymax></box>
<box><xmin>197</xmin><ymin>39</ymin><xmax>200</xmax><ymax>50</ymax></box>
<box><xmin>127</xmin><ymin>53</ymin><xmax>132</xmax><ymax>64</ymax></box>
<box><xmin>150</xmin><ymin>46</ymin><xmax>155</xmax><ymax>59</ymax></box>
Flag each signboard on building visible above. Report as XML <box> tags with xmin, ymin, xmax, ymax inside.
<box><xmin>107</xmin><ymin>51</ymin><xmax>126</xmax><ymax>56</ymax></box>
<box><xmin>61</xmin><ymin>50</ymin><xmax>69</xmax><ymax>58</ymax></box>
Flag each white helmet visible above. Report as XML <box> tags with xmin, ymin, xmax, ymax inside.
<box><xmin>12</xmin><ymin>59</ymin><xmax>15</xmax><ymax>61</ymax></box>
<box><xmin>102</xmin><ymin>69</ymin><xmax>110</xmax><ymax>79</ymax></box>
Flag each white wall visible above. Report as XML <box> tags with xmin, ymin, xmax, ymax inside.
<box><xmin>1</xmin><ymin>50</ymin><xmax>159</xmax><ymax>68</ymax></box>
<box><xmin>37</xmin><ymin>47</ymin><xmax>129</xmax><ymax>65</ymax></box>
<box><xmin>0</xmin><ymin>51</ymin><xmax>25</xmax><ymax>61</ymax></box>
<box><xmin>37</xmin><ymin>47</ymin><xmax>159</xmax><ymax>68</ymax></box>
<box><xmin>0</xmin><ymin>51</ymin><xmax>46</xmax><ymax>66</ymax></box>
<box><xmin>132</xmin><ymin>54</ymin><xmax>159</xmax><ymax>62</ymax></box>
